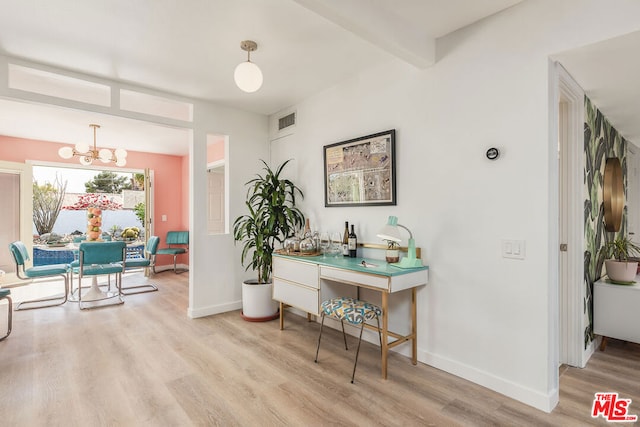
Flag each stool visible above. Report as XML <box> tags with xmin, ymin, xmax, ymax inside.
<box><xmin>0</xmin><ymin>289</ymin><xmax>12</xmax><ymax>341</ymax></box>
<box><xmin>315</xmin><ymin>297</ymin><xmax>382</xmax><ymax>383</ymax></box>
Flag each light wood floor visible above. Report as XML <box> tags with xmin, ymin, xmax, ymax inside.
<box><xmin>1</xmin><ymin>272</ymin><xmax>639</xmax><ymax>426</ymax></box>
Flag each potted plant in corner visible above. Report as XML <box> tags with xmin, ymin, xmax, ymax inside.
<box><xmin>602</xmin><ymin>236</ymin><xmax>640</xmax><ymax>283</ymax></box>
<box><xmin>233</xmin><ymin>159</ymin><xmax>305</xmax><ymax>321</ymax></box>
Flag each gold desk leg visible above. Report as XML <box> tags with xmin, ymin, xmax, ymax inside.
<box><xmin>382</xmin><ymin>291</ymin><xmax>389</xmax><ymax>379</ymax></box>
<box><xmin>279</xmin><ymin>302</ymin><xmax>284</xmax><ymax>330</ymax></box>
<box><xmin>600</xmin><ymin>336</ymin><xmax>608</xmax><ymax>351</ymax></box>
<box><xmin>307</xmin><ymin>313</ymin><xmax>312</xmax><ymax>322</ymax></box>
<box><xmin>411</xmin><ymin>287</ymin><xmax>417</xmax><ymax>365</ymax></box>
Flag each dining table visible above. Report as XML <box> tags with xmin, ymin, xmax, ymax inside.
<box><xmin>35</xmin><ymin>240</ymin><xmax>144</xmax><ymax>301</ymax></box>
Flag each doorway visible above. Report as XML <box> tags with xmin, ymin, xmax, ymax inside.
<box><xmin>627</xmin><ymin>144</ymin><xmax>640</xmax><ymax>240</ymax></box>
<box><xmin>0</xmin><ymin>161</ymin><xmax>33</xmax><ymax>278</ymax></box>
<box><xmin>32</xmin><ymin>164</ymin><xmax>151</xmax><ymax>240</ymax></box>
<box><xmin>556</xmin><ymin>63</ymin><xmax>586</xmax><ymax>368</ymax></box>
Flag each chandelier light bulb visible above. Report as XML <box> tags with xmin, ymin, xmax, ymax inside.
<box><xmin>114</xmin><ymin>148</ymin><xmax>128</xmax><ymax>158</ymax></box>
<box><xmin>58</xmin><ymin>146</ymin><xmax>74</xmax><ymax>159</ymax></box>
<box><xmin>115</xmin><ymin>158</ymin><xmax>127</xmax><ymax>167</ymax></box>
<box><xmin>98</xmin><ymin>148</ymin><xmax>112</xmax><ymax>163</ymax></box>
<box><xmin>79</xmin><ymin>156</ymin><xmax>93</xmax><ymax>166</ymax></box>
<box><xmin>75</xmin><ymin>141</ymin><xmax>90</xmax><ymax>153</ymax></box>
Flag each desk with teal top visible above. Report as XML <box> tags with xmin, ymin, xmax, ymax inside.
<box><xmin>272</xmin><ymin>253</ymin><xmax>428</xmax><ymax>379</ymax></box>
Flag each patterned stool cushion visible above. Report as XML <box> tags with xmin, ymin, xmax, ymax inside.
<box><xmin>321</xmin><ymin>297</ymin><xmax>382</xmax><ymax>325</ymax></box>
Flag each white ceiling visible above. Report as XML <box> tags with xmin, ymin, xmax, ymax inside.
<box><xmin>554</xmin><ymin>30</ymin><xmax>640</xmax><ymax>146</ymax></box>
<box><xmin>13</xmin><ymin>0</ymin><xmax>640</xmax><ymax>157</ymax></box>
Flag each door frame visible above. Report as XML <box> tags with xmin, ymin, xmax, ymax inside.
<box><xmin>0</xmin><ymin>160</ymin><xmax>33</xmax><ymax>277</ymax></box>
<box><xmin>552</xmin><ymin>61</ymin><xmax>587</xmax><ymax>368</ymax></box>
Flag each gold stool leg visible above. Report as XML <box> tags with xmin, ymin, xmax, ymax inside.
<box><xmin>351</xmin><ymin>321</ymin><xmax>366</xmax><ymax>384</ymax></box>
<box><xmin>314</xmin><ymin>313</ymin><xmax>326</xmax><ymax>363</ymax></box>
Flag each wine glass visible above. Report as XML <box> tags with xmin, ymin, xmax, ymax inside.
<box><xmin>319</xmin><ymin>232</ymin><xmax>330</xmax><ymax>257</ymax></box>
<box><xmin>330</xmin><ymin>232</ymin><xmax>342</xmax><ymax>257</ymax></box>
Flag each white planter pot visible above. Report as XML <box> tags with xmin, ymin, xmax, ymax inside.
<box><xmin>241</xmin><ymin>279</ymin><xmax>278</xmax><ymax>321</ymax></box>
<box><xmin>605</xmin><ymin>260</ymin><xmax>639</xmax><ymax>283</ymax></box>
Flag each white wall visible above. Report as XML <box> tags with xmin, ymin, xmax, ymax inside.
<box><xmin>189</xmin><ymin>101</ymin><xmax>269</xmax><ymax>318</ymax></box>
<box><xmin>268</xmin><ymin>0</ymin><xmax>640</xmax><ymax>412</ymax></box>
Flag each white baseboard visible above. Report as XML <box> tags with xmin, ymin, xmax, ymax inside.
<box><xmin>286</xmin><ymin>308</ymin><xmax>556</xmax><ymax>412</ymax></box>
<box><xmin>188</xmin><ymin>300</ymin><xmax>242</xmax><ymax>318</ymax></box>
<box><xmin>582</xmin><ymin>339</ymin><xmax>596</xmax><ymax>368</ymax></box>
<box><xmin>421</xmin><ymin>350</ymin><xmax>558</xmax><ymax>413</ymax></box>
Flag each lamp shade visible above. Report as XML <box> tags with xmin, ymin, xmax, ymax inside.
<box><xmin>79</xmin><ymin>156</ymin><xmax>93</xmax><ymax>166</ymax></box>
<box><xmin>234</xmin><ymin>61</ymin><xmax>263</xmax><ymax>93</ymax></box>
<box><xmin>98</xmin><ymin>148</ymin><xmax>112</xmax><ymax>163</ymax></box>
<box><xmin>75</xmin><ymin>141</ymin><xmax>89</xmax><ymax>153</ymax></box>
<box><xmin>377</xmin><ymin>215</ymin><xmax>402</xmax><ymax>243</ymax></box>
<box><xmin>58</xmin><ymin>146</ymin><xmax>74</xmax><ymax>159</ymax></box>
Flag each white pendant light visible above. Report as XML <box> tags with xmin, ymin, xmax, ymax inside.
<box><xmin>234</xmin><ymin>40</ymin><xmax>263</xmax><ymax>93</ymax></box>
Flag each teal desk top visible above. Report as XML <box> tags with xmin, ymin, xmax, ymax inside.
<box><xmin>273</xmin><ymin>253</ymin><xmax>428</xmax><ymax>277</ymax></box>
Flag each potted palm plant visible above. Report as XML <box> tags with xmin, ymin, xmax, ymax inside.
<box><xmin>233</xmin><ymin>159</ymin><xmax>305</xmax><ymax>321</ymax></box>
<box><xmin>602</xmin><ymin>236</ymin><xmax>640</xmax><ymax>283</ymax></box>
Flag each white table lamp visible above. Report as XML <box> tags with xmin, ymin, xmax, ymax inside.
<box><xmin>376</xmin><ymin>216</ymin><xmax>422</xmax><ymax>268</ymax></box>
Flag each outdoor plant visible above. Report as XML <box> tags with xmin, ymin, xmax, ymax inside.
<box><xmin>32</xmin><ymin>177</ymin><xmax>67</xmax><ymax>235</ymax></box>
<box><xmin>134</xmin><ymin>202</ymin><xmax>145</xmax><ymax>224</ymax></box>
<box><xmin>62</xmin><ymin>193</ymin><xmax>123</xmax><ymax>211</ymax></box>
<box><xmin>233</xmin><ymin>159</ymin><xmax>305</xmax><ymax>283</ymax></box>
<box><xmin>602</xmin><ymin>236</ymin><xmax>640</xmax><ymax>262</ymax></box>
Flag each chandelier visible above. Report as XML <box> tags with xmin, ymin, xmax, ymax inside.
<box><xmin>58</xmin><ymin>124</ymin><xmax>127</xmax><ymax>167</ymax></box>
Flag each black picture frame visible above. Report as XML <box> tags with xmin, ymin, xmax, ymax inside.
<box><xmin>323</xmin><ymin>129</ymin><xmax>396</xmax><ymax>207</ymax></box>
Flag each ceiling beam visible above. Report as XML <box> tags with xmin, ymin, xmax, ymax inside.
<box><xmin>292</xmin><ymin>0</ymin><xmax>435</xmax><ymax>69</ymax></box>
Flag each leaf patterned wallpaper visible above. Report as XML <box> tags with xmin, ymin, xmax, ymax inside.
<box><xmin>583</xmin><ymin>96</ymin><xmax>627</xmax><ymax>348</ymax></box>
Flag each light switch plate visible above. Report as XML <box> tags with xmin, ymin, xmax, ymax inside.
<box><xmin>502</xmin><ymin>239</ymin><xmax>525</xmax><ymax>259</ymax></box>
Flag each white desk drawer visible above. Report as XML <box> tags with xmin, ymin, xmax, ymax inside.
<box><xmin>273</xmin><ymin>278</ymin><xmax>319</xmax><ymax>315</ymax></box>
<box><xmin>320</xmin><ymin>266</ymin><xmax>389</xmax><ymax>291</ymax></box>
<box><xmin>273</xmin><ymin>257</ymin><xmax>319</xmax><ymax>289</ymax></box>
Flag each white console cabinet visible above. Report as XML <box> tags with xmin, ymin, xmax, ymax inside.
<box><xmin>594</xmin><ymin>278</ymin><xmax>640</xmax><ymax>349</ymax></box>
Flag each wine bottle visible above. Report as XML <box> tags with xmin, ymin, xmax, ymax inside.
<box><xmin>348</xmin><ymin>224</ymin><xmax>357</xmax><ymax>258</ymax></box>
<box><xmin>342</xmin><ymin>221</ymin><xmax>350</xmax><ymax>256</ymax></box>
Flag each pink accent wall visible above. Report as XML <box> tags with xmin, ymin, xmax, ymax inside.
<box><xmin>0</xmin><ymin>135</ymin><xmax>188</xmax><ymax>268</ymax></box>
<box><xmin>206</xmin><ymin>138</ymin><xmax>225</xmax><ymax>163</ymax></box>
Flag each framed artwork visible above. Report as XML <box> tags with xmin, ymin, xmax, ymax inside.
<box><xmin>323</xmin><ymin>129</ymin><xmax>396</xmax><ymax>207</ymax></box>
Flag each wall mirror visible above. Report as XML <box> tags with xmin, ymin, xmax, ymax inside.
<box><xmin>603</xmin><ymin>157</ymin><xmax>624</xmax><ymax>232</ymax></box>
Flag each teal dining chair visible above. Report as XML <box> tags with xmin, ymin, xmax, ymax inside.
<box><xmin>8</xmin><ymin>241</ymin><xmax>69</xmax><ymax>310</ymax></box>
<box><xmin>77</xmin><ymin>241</ymin><xmax>126</xmax><ymax>310</ymax></box>
<box><xmin>120</xmin><ymin>236</ymin><xmax>159</xmax><ymax>295</ymax></box>
<box><xmin>156</xmin><ymin>231</ymin><xmax>189</xmax><ymax>273</ymax></box>
<box><xmin>0</xmin><ymin>289</ymin><xmax>12</xmax><ymax>341</ymax></box>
